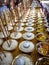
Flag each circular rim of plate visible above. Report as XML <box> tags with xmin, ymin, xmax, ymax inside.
<box><xmin>35</xmin><ymin>57</ymin><xmax>49</xmax><ymax>65</ymax></box>
<box><xmin>36</xmin><ymin>42</ymin><xmax>49</xmax><ymax>56</ymax></box>
<box><xmin>26</xmin><ymin>23</ymin><xmax>34</xmax><ymax>26</ymax></box>
<box><xmin>36</xmin><ymin>32</ymin><xmax>47</xmax><ymax>41</ymax></box>
<box><xmin>0</xmin><ymin>32</ymin><xmax>9</xmax><ymax>38</ymax></box>
<box><xmin>2</xmin><ymin>39</ymin><xmax>18</xmax><ymax>51</ymax></box>
<box><xmin>28</xmin><ymin>19</ymin><xmax>34</xmax><ymax>23</ymax></box>
<box><xmin>19</xmin><ymin>41</ymin><xmax>35</xmax><ymax>53</ymax></box>
<box><xmin>16</xmin><ymin>23</ymin><xmax>24</xmax><ymax>26</ymax></box>
<box><xmin>12</xmin><ymin>54</ymin><xmax>34</xmax><ymax>65</ymax></box>
<box><xmin>5</xmin><ymin>26</ymin><xmax>13</xmax><ymax>31</ymax></box>
<box><xmin>24</xmin><ymin>27</ymin><xmax>34</xmax><ymax>32</ymax></box>
<box><xmin>23</xmin><ymin>32</ymin><xmax>35</xmax><ymax>40</ymax></box>
<box><xmin>21</xmin><ymin>19</ymin><xmax>26</xmax><ymax>22</ymax></box>
<box><xmin>16</xmin><ymin>27</ymin><xmax>24</xmax><ymax>32</ymax></box>
<box><xmin>10</xmin><ymin>32</ymin><xmax>22</xmax><ymax>39</ymax></box>
<box><xmin>0</xmin><ymin>51</ymin><xmax>13</xmax><ymax>65</ymax></box>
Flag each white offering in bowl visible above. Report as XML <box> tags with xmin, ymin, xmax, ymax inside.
<box><xmin>12</xmin><ymin>54</ymin><xmax>33</xmax><ymax>65</ymax></box>
<box><xmin>5</xmin><ymin>25</ymin><xmax>13</xmax><ymax>31</ymax></box>
<box><xmin>23</xmin><ymin>32</ymin><xmax>35</xmax><ymax>40</ymax></box>
<box><xmin>2</xmin><ymin>39</ymin><xmax>18</xmax><ymax>51</ymax></box>
<box><xmin>0</xmin><ymin>52</ymin><xmax>13</xmax><ymax>65</ymax></box>
<box><xmin>26</xmin><ymin>33</ymin><xmax>32</xmax><ymax>37</ymax></box>
<box><xmin>25</xmin><ymin>27</ymin><xmax>34</xmax><ymax>32</ymax></box>
<box><xmin>19</xmin><ymin>41</ymin><xmax>35</xmax><ymax>53</ymax></box>
<box><xmin>16</xmin><ymin>27</ymin><xmax>24</xmax><ymax>32</ymax></box>
<box><xmin>10</xmin><ymin>32</ymin><xmax>22</xmax><ymax>39</ymax></box>
<box><xmin>13</xmin><ymin>57</ymin><xmax>25</xmax><ymax>65</ymax></box>
<box><xmin>0</xmin><ymin>32</ymin><xmax>9</xmax><ymax>38</ymax></box>
<box><xmin>23</xmin><ymin>42</ymin><xmax>30</xmax><ymax>48</ymax></box>
<box><xmin>26</xmin><ymin>23</ymin><xmax>34</xmax><ymax>26</ymax></box>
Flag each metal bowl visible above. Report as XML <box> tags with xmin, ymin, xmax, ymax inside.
<box><xmin>36</xmin><ymin>42</ymin><xmax>49</xmax><ymax>56</ymax></box>
<box><xmin>35</xmin><ymin>57</ymin><xmax>49</xmax><ymax>65</ymax></box>
<box><xmin>12</xmin><ymin>54</ymin><xmax>34</xmax><ymax>65</ymax></box>
<box><xmin>36</xmin><ymin>33</ymin><xmax>47</xmax><ymax>42</ymax></box>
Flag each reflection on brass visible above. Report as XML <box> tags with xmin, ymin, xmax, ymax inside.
<box><xmin>37</xmin><ymin>28</ymin><xmax>44</xmax><ymax>33</ymax></box>
<box><xmin>37</xmin><ymin>34</ymin><xmax>46</xmax><ymax>41</ymax></box>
